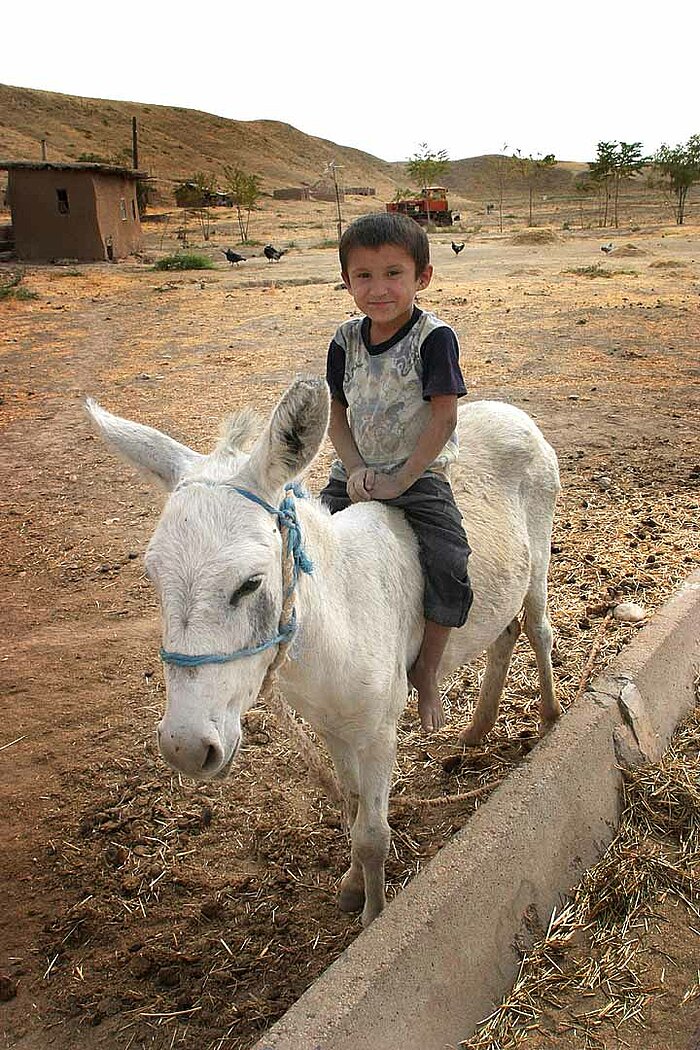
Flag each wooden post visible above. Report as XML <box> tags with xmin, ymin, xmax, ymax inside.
<box><xmin>132</xmin><ymin>117</ymin><xmax>139</xmax><ymax>170</ymax></box>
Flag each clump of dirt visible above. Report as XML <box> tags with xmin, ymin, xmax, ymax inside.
<box><xmin>614</xmin><ymin>243</ymin><xmax>648</xmax><ymax>257</ymax></box>
<box><xmin>510</xmin><ymin>230</ymin><xmax>559</xmax><ymax>245</ymax></box>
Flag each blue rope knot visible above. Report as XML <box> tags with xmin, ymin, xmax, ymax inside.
<box><xmin>234</xmin><ymin>483</ymin><xmax>314</xmax><ymax>587</ymax></box>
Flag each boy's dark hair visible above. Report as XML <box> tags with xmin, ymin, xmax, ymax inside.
<box><xmin>339</xmin><ymin>212</ymin><xmax>430</xmax><ymax>277</ymax></box>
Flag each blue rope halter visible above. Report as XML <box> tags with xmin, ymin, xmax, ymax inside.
<box><xmin>159</xmin><ymin>481</ymin><xmax>313</xmax><ymax>668</ymax></box>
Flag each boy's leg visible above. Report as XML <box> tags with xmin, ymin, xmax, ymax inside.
<box><xmin>320</xmin><ymin>476</ymin><xmax>352</xmax><ymax>514</ymax></box>
<box><xmin>408</xmin><ymin>620</ymin><xmax>452</xmax><ymax>732</ymax></box>
<box><xmin>383</xmin><ymin>476</ymin><xmax>473</xmax><ymax>734</ymax></box>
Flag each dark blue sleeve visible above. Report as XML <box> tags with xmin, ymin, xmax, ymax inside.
<box><xmin>325</xmin><ymin>339</ymin><xmax>348</xmax><ymax>406</ymax></box>
<box><xmin>420</xmin><ymin>326</ymin><xmax>467</xmax><ymax>400</ymax></box>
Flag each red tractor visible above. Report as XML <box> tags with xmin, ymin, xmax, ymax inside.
<box><xmin>386</xmin><ymin>186</ymin><xmax>455</xmax><ymax>227</ymax></box>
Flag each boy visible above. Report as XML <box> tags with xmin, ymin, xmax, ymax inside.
<box><xmin>320</xmin><ymin>212</ymin><xmax>473</xmax><ymax>733</ymax></box>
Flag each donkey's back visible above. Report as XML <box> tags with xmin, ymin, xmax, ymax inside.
<box><xmin>444</xmin><ymin>400</ymin><xmax>560</xmax><ymax>744</ymax></box>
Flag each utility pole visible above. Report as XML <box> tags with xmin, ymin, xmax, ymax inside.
<box><xmin>132</xmin><ymin>116</ymin><xmax>139</xmax><ymax>169</ymax></box>
<box><xmin>325</xmin><ymin>161</ymin><xmax>344</xmax><ymax>242</ymax></box>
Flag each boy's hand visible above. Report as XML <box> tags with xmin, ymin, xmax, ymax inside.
<box><xmin>368</xmin><ymin>473</ymin><xmax>407</xmax><ymax>501</ymax></box>
<box><xmin>347</xmin><ymin>466</ymin><xmax>376</xmax><ymax>502</ymax></box>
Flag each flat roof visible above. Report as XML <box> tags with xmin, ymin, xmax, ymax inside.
<box><xmin>0</xmin><ymin>161</ymin><xmax>148</xmax><ymax>178</ymax></box>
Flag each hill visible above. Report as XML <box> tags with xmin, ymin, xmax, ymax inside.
<box><xmin>0</xmin><ymin>83</ymin><xmax>403</xmax><ymax>195</ymax></box>
<box><xmin>0</xmin><ymin>83</ymin><xmax>591</xmax><ymax>204</ymax></box>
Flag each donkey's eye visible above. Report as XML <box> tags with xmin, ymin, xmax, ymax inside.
<box><xmin>229</xmin><ymin>575</ymin><xmax>263</xmax><ymax>606</ymax></box>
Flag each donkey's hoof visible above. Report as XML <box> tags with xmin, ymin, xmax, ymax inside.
<box><xmin>458</xmin><ymin>724</ymin><xmax>484</xmax><ymax>747</ymax></box>
<box><xmin>361</xmin><ymin>900</ymin><xmax>384</xmax><ymax>927</ymax></box>
<box><xmin>538</xmin><ymin>715</ymin><xmax>561</xmax><ymax>739</ymax></box>
<box><xmin>338</xmin><ymin>875</ymin><xmax>365</xmax><ymax>914</ymax></box>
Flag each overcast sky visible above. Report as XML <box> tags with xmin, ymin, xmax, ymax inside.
<box><xmin>4</xmin><ymin>0</ymin><xmax>698</xmax><ymax>164</ymax></box>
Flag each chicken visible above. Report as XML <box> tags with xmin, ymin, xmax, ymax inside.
<box><xmin>600</xmin><ymin>243</ymin><xmax>614</xmax><ymax>255</ymax></box>
<box><xmin>263</xmin><ymin>244</ymin><xmax>286</xmax><ymax>262</ymax></box>
<box><xmin>451</xmin><ymin>242</ymin><xmax>465</xmax><ymax>255</ymax></box>
<box><xmin>223</xmin><ymin>249</ymin><xmax>246</xmax><ymax>266</ymax></box>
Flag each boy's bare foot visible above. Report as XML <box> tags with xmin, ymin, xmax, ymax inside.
<box><xmin>408</xmin><ymin>660</ymin><xmax>446</xmax><ymax>733</ymax></box>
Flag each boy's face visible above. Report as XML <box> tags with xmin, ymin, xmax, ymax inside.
<box><xmin>342</xmin><ymin>244</ymin><xmax>433</xmax><ymax>342</ymax></box>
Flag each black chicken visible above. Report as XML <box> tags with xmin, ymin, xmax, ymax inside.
<box><xmin>263</xmin><ymin>244</ymin><xmax>285</xmax><ymax>262</ymax></box>
<box><xmin>223</xmin><ymin>249</ymin><xmax>246</xmax><ymax>266</ymax></box>
<box><xmin>451</xmin><ymin>242</ymin><xmax>465</xmax><ymax>255</ymax></box>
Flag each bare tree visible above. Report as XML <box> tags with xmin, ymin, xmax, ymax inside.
<box><xmin>512</xmin><ymin>150</ymin><xmax>556</xmax><ymax>225</ymax></box>
<box><xmin>175</xmin><ymin>171</ymin><xmax>217</xmax><ymax>241</ymax></box>
<box><xmin>484</xmin><ymin>147</ymin><xmax>513</xmax><ymax>233</ymax></box>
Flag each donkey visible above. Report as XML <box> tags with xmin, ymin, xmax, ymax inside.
<box><xmin>87</xmin><ymin>376</ymin><xmax>561</xmax><ymax>926</ymax></box>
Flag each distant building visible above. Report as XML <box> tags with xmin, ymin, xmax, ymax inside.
<box><xmin>0</xmin><ymin>161</ymin><xmax>146</xmax><ymax>262</ymax></box>
<box><xmin>174</xmin><ymin>182</ymin><xmax>233</xmax><ymax>208</ymax></box>
<box><xmin>345</xmin><ymin>187</ymin><xmax>376</xmax><ymax>196</ymax></box>
<box><xmin>273</xmin><ymin>187</ymin><xmax>311</xmax><ymax>201</ymax></box>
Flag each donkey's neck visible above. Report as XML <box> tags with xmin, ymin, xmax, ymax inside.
<box><xmin>277</xmin><ymin>496</ymin><xmax>424</xmax><ymax>724</ymax></box>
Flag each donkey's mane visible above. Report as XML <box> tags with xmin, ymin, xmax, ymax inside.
<box><xmin>215</xmin><ymin>406</ymin><xmax>261</xmax><ymax>456</ymax></box>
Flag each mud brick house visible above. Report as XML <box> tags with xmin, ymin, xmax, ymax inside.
<box><xmin>0</xmin><ymin>161</ymin><xmax>146</xmax><ymax>261</ymax></box>
<box><xmin>273</xmin><ymin>187</ymin><xmax>311</xmax><ymax>200</ymax></box>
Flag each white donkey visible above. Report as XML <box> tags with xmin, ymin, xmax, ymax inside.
<box><xmin>87</xmin><ymin>376</ymin><xmax>560</xmax><ymax>926</ymax></box>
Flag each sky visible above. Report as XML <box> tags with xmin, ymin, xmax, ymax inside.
<box><xmin>3</xmin><ymin>0</ymin><xmax>698</xmax><ymax>165</ymax></box>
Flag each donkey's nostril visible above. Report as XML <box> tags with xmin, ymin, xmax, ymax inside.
<box><xmin>202</xmin><ymin>742</ymin><xmax>223</xmax><ymax>772</ymax></box>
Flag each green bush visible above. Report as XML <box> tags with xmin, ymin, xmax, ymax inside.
<box><xmin>0</xmin><ymin>273</ymin><xmax>38</xmax><ymax>300</ymax></box>
<box><xmin>154</xmin><ymin>253</ymin><xmax>215</xmax><ymax>271</ymax></box>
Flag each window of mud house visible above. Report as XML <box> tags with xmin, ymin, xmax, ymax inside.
<box><xmin>131</xmin><ymin>198</ymin><xmax>137</xmax><ymax>220</ymax></box>
<box><xmin>119</xmin><ymin>197</ymin><xmax>127</xmax><ymax>221</ymax></box>
<box><xmin>56</xmin><ymin>189</ymin><xmax>69</xmax><ymax>214</ymax></box>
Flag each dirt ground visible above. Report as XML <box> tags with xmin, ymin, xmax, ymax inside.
<box><xmin>1</xmin><ymin>202</ymin><xmax>699</xmax><ymax>1050</ymax></box>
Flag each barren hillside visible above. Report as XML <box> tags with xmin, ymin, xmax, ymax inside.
<box><xmin>0</xmin><ymin>83</ymin><xmax>590</xmax><ymax>203</ymax></box>
<box><xmin>0</xmin><ymin>83</ymin><xmax>401</xmax><ymax>194</ymax></box>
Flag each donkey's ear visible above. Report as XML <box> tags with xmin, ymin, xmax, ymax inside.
<box><xmin>85</xmin><ymin>399</ymin><xmax>203</xmax><ymax>492</ymax></box>
<box><xmin>243</xmin><ymin>376</ymin><xmax>330</xmax><ymax>495</ymax></box>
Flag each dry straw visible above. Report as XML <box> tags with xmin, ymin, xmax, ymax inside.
<box><xmin>461</xmin><ymin>684</ymin><xmax>700</xmax><ymax>1050</ymax></box>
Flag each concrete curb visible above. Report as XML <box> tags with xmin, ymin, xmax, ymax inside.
<box><xmin>254</xmin><ymin>570</ymin><xmax>700</xmax><ymax>1050</ymax></box>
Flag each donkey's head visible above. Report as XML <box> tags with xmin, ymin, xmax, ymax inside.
<box><xmin>87</xmin><ymin>377</ymin><xmax>330</xmax><ymax>780</ymax></box>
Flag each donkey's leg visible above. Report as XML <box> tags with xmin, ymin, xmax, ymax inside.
<box><xmin>322</xmin><ymin>731</ymin><xmax>365</xmax><ymax>914</ymax></box>
<box><xmin>354</xmin><ymin>728</ymin><xmax>397</xmax><ymax>927</ymax></box>
<box><xmin>523</xmin><ymin>577</ymin><xmax>560</xmax><ymax>734</ymax></box>
<box><xmin>459</xmin><ymin>618</ymin><xmax>521</xmax><ymax>746</ymax></box>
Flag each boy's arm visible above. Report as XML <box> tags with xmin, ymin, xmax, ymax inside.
<box><xmin>370</xmin><ymin>395</ymin><xmax>458</xmax><ymax>500</ymax></box>
<box><xmin>328</xmin><ymin>398</ymin><xmax>376</xmax><ymax>502</ymax></box>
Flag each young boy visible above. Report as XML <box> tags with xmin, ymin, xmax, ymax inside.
<box><xmin>320</xmin><ymin>212</ymin><xmax>473</xmax><ymax>733</ymax></box>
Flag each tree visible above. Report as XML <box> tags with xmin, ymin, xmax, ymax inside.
<box><xmin>392</xmin><ymin>187</ymin><xmax>419</xmax><ymax>202</ymax></box>
<box><xmin>588</xmin><ymin>142</ymin><xmax>616</xmax><ymax>227</ymax></box>
<box><xmin>406</xmin><ymin>143</ymin><xmax>449</xmax><ymax>224</ymax></box>
<box><xmin>611</xmin><ymin>141</ymin><xmax>646</xmax><ymax>227</ymax></box>
<box><xmin>653</xmin><ymin>134</ymin><xmax>700</xmax><ymax>225</ymax></box>
<box><xmin>512</xmin><ymin>150</ymin><xmax>556</xmax><ymax>225</ymax></box>
<box><xmin>484</xmin><ymin>147</ymin><xmax>515</xmax><ymax>232</ymax></box>
<box><xmin>588</xmin><ymin>142</ymin><xmax>646</xmax><ymax>228</ymax></box>
<box><xmin>223</xmin><ymin>166</ymin><xmax>263</xmax><ymax>243</ymax></box>
<box><xmin>175</xmin><ymin>171</ymin><xmax>218</xmax><ymax>241</ymax></box>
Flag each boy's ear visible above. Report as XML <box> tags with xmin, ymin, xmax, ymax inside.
<box><xmin>341</xmin><ymin>270</ymin><xmax>351</xmax><ymax>292</ymax></box>
<box><xmin>417</xmin><ymin>263</ymin><xmax>434</xmax><ymax>291</ymax></box>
